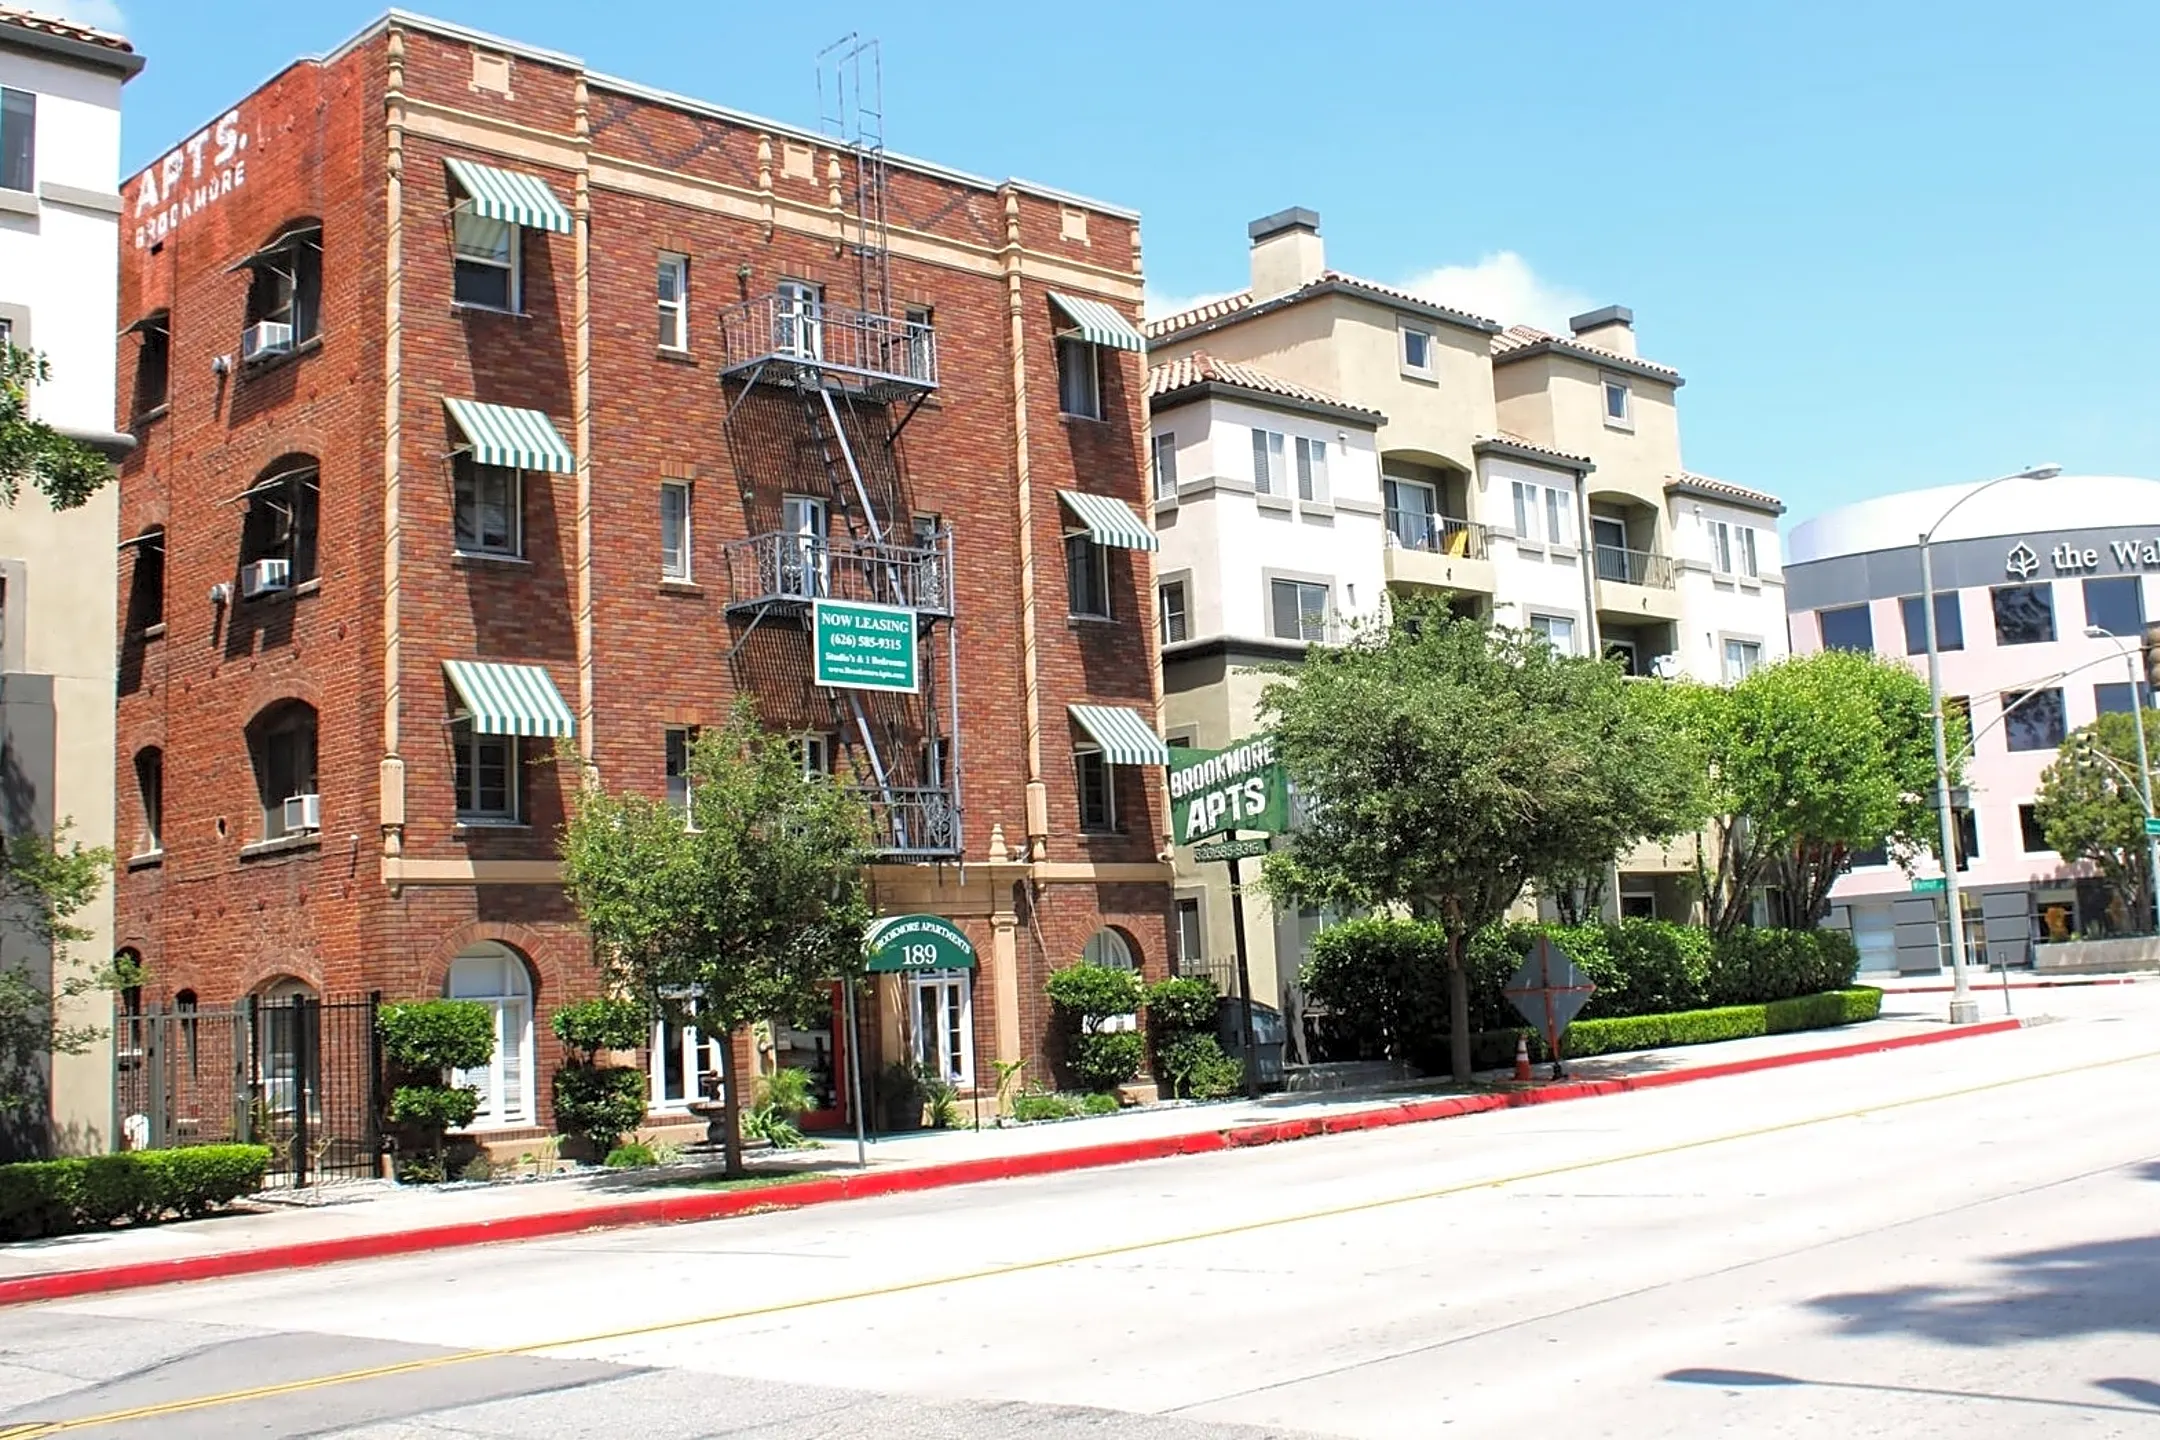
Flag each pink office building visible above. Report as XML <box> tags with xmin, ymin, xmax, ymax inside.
<box><xmin>1785</xmin><ymin>475</ymin><xmax>2160</xmax><ymax>974</ymax></box>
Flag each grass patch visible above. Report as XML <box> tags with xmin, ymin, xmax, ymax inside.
<box><xmin>654</xmin><ymin>1168</ymin><xmax>826</xmax><ymax>1194</ymax></box>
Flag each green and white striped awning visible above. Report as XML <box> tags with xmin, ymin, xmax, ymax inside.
<box><xmin>1050</xmin><ymin>292</ymin><xmax>1146</xmax><ymax>353</ymax></box>
<box><xmin>1057</xmin><ymin>490</ymin><xmax>1158</xmax><ymax>552</ymax></box>
<box><xmin>443</xmin><ymin>398</ymin><xmax>576</xmax><ymax>475</ymax></box>
<box><xmin>444</xmin><ymin>660</ymin><xmax>576</xmax><ymax>738</ymax></box>
<box><xmin>1070</xmin><ymin>705</ymin><xmax>1170</xmax><ymax>767</ymax></box>
<box><xmin>444</xmin><ymin>157</ymin><xmax>574</xmax><ymax>235</ymax></box>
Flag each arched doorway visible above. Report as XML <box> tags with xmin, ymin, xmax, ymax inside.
<box><xmin>445</xmin><ymin>943</ymin><xmax>535</xmax><ymax>1129</ymax></box>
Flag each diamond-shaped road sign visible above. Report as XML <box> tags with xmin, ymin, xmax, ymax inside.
<box><xmin>1503</xmin><ymin>936</ymin><xmax>1596</xmax><ymax>1071</ymax></box>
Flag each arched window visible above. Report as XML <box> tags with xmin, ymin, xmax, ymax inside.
<box><xmin>132</xmin><ymin>746</ymin><xmax>163</xmax><ymax>857</ymax></box>
<box><xmin>236</xmin><ymin>454</ymin><xmax>320</xmax><ymax>591</ymax></box>
<box><xmin>255</xmin><ymin>976</ymin><xmax>316</xmax><ymax>1123</ymax></box>
<box><xmin>446</xmin><ymin>943</ymin><xmax>534</xmax><ymax>1129</ymax></box>
<box><xmin>246</xmin><ymin>700</ymin><xmax>318</xmax><ymax>841</ymax></box>
<box><xmin>1082</xmin><ymin>929</ymin><xmax>1134</xmax><ymax>970</ymax></box>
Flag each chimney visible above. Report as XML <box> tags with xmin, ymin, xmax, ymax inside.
<box><xmin>1568</xmin><ymin>304</ymin><xmax>1635</xmax><ymax>356</ymax></box>
<box><xmin>1249</xmin><ymin>207</ymin><xmax>1325</xmax><ymax>300</ymax></box>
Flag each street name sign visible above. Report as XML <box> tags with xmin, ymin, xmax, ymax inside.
<box><xmin>1194</xmin><ymin>837</ymin><xmax>1269</xmax><ymax>863</ymax></box>
<box><xmin>813</xmin><ymin>599</ymin><xmax>918</xmax><ymax>693</ymax></box>
<box><xmin>1168</xmin><ymin>737</ymin><xmax>1290</xmax><ymax>845</ymax></box>
<box><xmin>1503</xmin><ymin>936</ymin><xmax>1596</xmax><ymax>1071</ymax></box>
<box><xmin>1910</xmin><ymin>876</ymin><xmax>1947</xmax><ymax>895</ymax></box>
<box><xmin>2144</xmin><ymin>817</ymin><xmax>2160</xmax><ymax>838</ymax></box>
<box><xmin>863</xmin><ymin>913</ymin><xmax>976</xmax><ymax>973</ymax></box>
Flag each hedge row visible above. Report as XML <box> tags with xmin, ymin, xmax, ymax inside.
<box><xmin>0</xmin><ymin>1145</ymin><xmax>271</xmax><ymax>1240</ymax></box>
<box><xmin>1304</xmin><ymin>918</ymin><xmax>1864</xmax><ymax>1075</ymax></box>
<box><xmin>1468</xmin><ymin>987</ymin><xmax>1884</xmax><ymax>1069</ymax></box>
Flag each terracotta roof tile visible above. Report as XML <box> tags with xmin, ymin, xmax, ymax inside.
<box><xmin>1491</xmin><ymin>324</ymin><xmax>1680</xmax><ymax>381</ymax></box>
<box><xmin>1667</xmin><ymin>471</ymin><xmax>1786</xmax><ymax>514</ymax></box>
<box><xmin>0</xmin><ymin>5</ymin><xmax>133</xmax><ymax>51</ymax></box>
<box><xmin>1144</xmin><ymin>270</ymin><xmax>1499</xmax><ymax>343</ymax></box>
<box><xmin>1147</xmin><ymin>351</ymin><xmax>1384</xmax><ymax>422</ymax></box>
<box><xmin>1473</xmin><ymin>431</ymin><xmax>1595</xmax><ymax>470</ymax></box>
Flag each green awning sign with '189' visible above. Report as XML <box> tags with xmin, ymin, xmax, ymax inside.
<box><xmin>1168</xmin><ymin>736</ymin><xmax>1291</xmax><ymax>845</ymax></box>
<box><xmin>863</xmin><ymin>914</ymin><xmax>978</xmax><ymax>973</ymax></box>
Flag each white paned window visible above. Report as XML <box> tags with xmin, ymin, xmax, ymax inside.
<box><xmin>911</xmin><ymin>974</ymin><xmax>974</xmax><ymax>1088</ymax></box>
<box><xmin>777</xmin><ymin>279</ymin><xmax>823</xmax><ymax>359</ymax></box>
<box><xmin>1066</xmin><ymin>534</ymin><xmax>1111</xmax><ymax>618</ymax></box>
<box><xmin>1295</xmin><ymin>436</ymin><xmax>1329</xmax><ymax>503</ymax></box>
<box><xmin>1603</xmin><ymin>377</ymin><xmax>1631</xmax><ymax>428</ymax></box>
<box><xmin>1401</xmin><ymin>326</ymin><xmax>1432</xmax><ymax>375</ymax></box>
<box><xmin>1159</xmin><ymin>580</ymin><xmax>1189</xmax><ymax>644</ymax></box>
<box><xmin>1076</xmin><ymin>748</ymin><xmax>1115</xmax><ymax>832</ymax></box>
<box><xmin>1</xmin><ymin>88</ymin><xmax>33</xmax><ymax>194</ymax></box>
<box><xmin>657</xmin><ymin>253</ymin><xmax>688</xmax><ymax>350</ymax></box>
<box><xmin>781</xmin><ymin>493</ymin><xmax>827</xmax><ymax>597</ymax></box>
<box><xmin>452</xmin><ymin>720</ymin><xmax>518</xmax><ymax>822</ymax></box>
<box><xmin>1545</xmin><ymin>487</ymin><xmax>1573</xmax><ymax>548</ymax></box>
<box><xmin>1512</xmin><ymin>481</ymin><xmax>1538</xmax><ymax>542</ymax></box>
<box><xmin>660</xmin><ymin>480</ymin><xmax>691</xmax><ymax>580</ymax></box>
<box><xmin>665</xmin><ymin>726</ymin><xmax>695</xmax><ymax>819</ymax></box>
<box><xmin>1057</xmin><ymin>337</ymin><xmax>1100</xmax><ymax>419</ymax></box>
<box><xmin>1152</xmin><ymin>432</ymin><xmax>1178</xmax><ymax>501</ymax></box>
<box><xmin>1710</xmin><ymin>520</ymin><xmax>1734</xmax><ymax>574</ymax></box>
<box><xmin>1740</xmin><ymin>526</ymin><xmax>1760</xmax><ymax>578</ymax></box>
<box><xmin>1723</xmin><ymin>638</ymin><xmax>1763</xmax><ymax>682</ymax></box>
<box><xmin>650</xmin><ymin>1009</ymin><xmax>725</xmax><ymax>1110</ymax></box>
<box><xmin>452</xmin><ymin>208</ymin><xmax>519</xmax><ymax>311</ymax></box>
<box><xmin>454</xmin><ymin>459</ymin><xmax>523</xmax><ymax>557</ymax></box>
<box><xmin>446</xmin><ymin>946</ymin><xmax>534</xmax><ymax>1129</ymax></box>
<box><xmin>1082</xmin><ymin>929</ymin><xmax>1134</xmax><ymax>969</ymax></box>
<box><xmin>1530</xmin><ymin>613</ymin><xmax>1576</xmax><ymax>655</ymax></box>
<box><xmin>1252</xmin><ymin>429</ymin><xmax>1286</xmax><ymax>496</ymax></box>
<box><xmin>1271</xmin><ymin>578</ymin><xmax>1331</xmax><ymax>642</ymax></box>
<box><xmin>795</xmin><ymin>732</ymin><xmax>831</xmax><ymax>778</ymax></box>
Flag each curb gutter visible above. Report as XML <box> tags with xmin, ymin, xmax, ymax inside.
<box><xmin>0</xmin><ymin>1017</ymin><xmax>2024</xmax><ymax>1307</ymax></box>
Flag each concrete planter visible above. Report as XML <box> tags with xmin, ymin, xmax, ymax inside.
<box><xmin>2032</xmin><ymin>935</ymin><xmax>2160</xmax><ymax>973</ymax></box>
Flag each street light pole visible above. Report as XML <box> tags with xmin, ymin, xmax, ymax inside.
<box><xmin>1916</xmin><ymin>463</ymin><xmax>2062</xmax><ymax>1026</ymax></box>
<box><xmin>2085</xmin><ymin>626</ymin><xmax>2160</xmax><ymax>932</ymax></box>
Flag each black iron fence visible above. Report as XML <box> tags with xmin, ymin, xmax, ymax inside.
<box><xmin>114</xmin><ymin>993</ymin><xmax>381</xmax><ymax>1186</ymax></box>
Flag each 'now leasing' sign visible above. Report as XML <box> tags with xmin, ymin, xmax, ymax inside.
<box><xmin>813</xmin><ymin>599</ymin><xmax>919</xmax><ymax>693</ymax></box>
<box><xmin>1168</xmin><ymin>736</ymin><xmax>1290</xmax><ymax>846</ymax></box>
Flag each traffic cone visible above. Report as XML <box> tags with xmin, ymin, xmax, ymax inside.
<box><xmin>1513</xmin><ymin>1033</ymin><xmax>1532</xmax><ymax>1083</ymax></box>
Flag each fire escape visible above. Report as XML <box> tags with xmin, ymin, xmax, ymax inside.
<box><xmin>715</xmin><ymin>36</ymin><xmax>961</xmax><ymax>860</ymax></box>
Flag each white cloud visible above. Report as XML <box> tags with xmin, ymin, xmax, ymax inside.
<box><xmin>37</xmin><ymin>0</ymin><xmax>126</xmax><ymax>33</ymax></box>
<box><xmin>1396</xmin><ymin>251</ymin><xmax>1592</xmax><ymax>334</ymax></box>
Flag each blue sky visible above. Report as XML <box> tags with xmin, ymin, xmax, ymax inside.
<box><xmin>74</xmin><ymin>0</ymin><xmax>2160</xmax><ymax>523</ymax></box>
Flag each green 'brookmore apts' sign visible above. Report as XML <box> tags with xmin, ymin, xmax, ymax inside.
<box><xmin>1168</xmin><ymin>736</ymin><xmax>1291</xmax><ymax>846</ymax></box>
<box><xmin>863</xmin><ymin>913</ymin><xmax>977</xmax><ymax>973</ymax></box>
<box><xmin>813</xmin><ymin>598</ymin><xmax>919</xmax><ymax>693</ymax></box>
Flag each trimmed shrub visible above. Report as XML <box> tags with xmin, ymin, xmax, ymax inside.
<box><xmin>1144</xmin><ymin>976</ymin><xmax>1219</xmax><ymax>1035</ymax></box>
<box><xmin>1476</xmin><ymin>986</ymin><xmax>1884</xmax><ymax>1066</ymax></box>
<box><xmin>378</xmin><ymin>1000</ymin><xmax>496</xmax><ymax>1073</ymax></box>
<box><xmin>1083</xmin><ymin>1092</ymin><xmax>1121</xmax><ymax>1115</ymax></box>
<box><xmin>1156</xmin><ymin>1034</ymin><xmax>1243</xmax><ymax>1099</ymax></box>
<box><xmin>0</xmin><ymin>1145</ymin><xmax>271</xmax><ymax>1240</ymax></box>
<box><xmin>552</xmin><ymin>1065</ymin><xmax>648</xmax><ymax>1157</ymax></box>
<box><xmin>551</xmin><ymin>997</ymin><xmax>650</xmax><ymax>1054</ymax></box>
<box><xmin>1303</xmin><ymin>918</ymin><xmax>1450</xmax><ymax>1063</ymax></box>
<box><xmin>1047</xmin><ymin>964</ymin><xmax>1146</xmax><ymax>1026</ymax></box>
<box><xmin>1146</xmin><ymin>975</ymin><xmax>1235</xmax><ymax>1099</ymax></box>
<box><xmin>1067</xmin><ymin>1030</ymin><xmax>1146</xmax><ymax>1093</ymax></box>
<box><xmin>1012</xmin><ymin>1091</ymin><xmax>1082</xmax><ymax>1123</ymax></box>
<box><xmin>390</xmin><ymin>1084</ymin><xmax>480</xmax><ymax>1133</ymax></box>
<box><xmin>604</xmin><ymin>1142</ymin><xmax>658</xmax><ymax>1169</ymax></box>
<box><xmin>1707</xmin><ymin>929</ymin><xmax>1861</xmax><ymax>1006</ymax></box>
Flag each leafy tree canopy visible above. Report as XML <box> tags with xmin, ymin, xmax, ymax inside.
<box><xmin>0</xmin><ymin>346</ymin><xmax>112</xmax><ymax>512</ymax></box>
<box><xmin>2033</xmin><ymin>709</ymin><xmax>2160</xmax><ymax>928</ymax></box>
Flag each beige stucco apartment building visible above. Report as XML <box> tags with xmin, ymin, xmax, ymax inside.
<box><xmin>0</xmin><ymin>6</ymin><xmax>141</xmax><ymax>1156</ymax></box>
<box><xmin>1146</xmin><ymin>209</ymin><xmax>1788</xmax><ymax>1020</ymax></box>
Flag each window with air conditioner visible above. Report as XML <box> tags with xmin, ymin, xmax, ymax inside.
<box><xmin>248</xmin><ymin>701</ymin><xmax>318</xmax><ymax>842</ymax></box>
<box><xmin>453</xmin><ymin>455</ymin><xmax>523</xmax><ymax>557</ymax></box>
<box><xmin>238</xmin><ymin>459</ymin><xmax>320</xmax><ymax>593</ymax></box>
<box><xmin>240</xmin><ymin>225</ymin><xmax>322</xmax><ymax>364</ymax></box>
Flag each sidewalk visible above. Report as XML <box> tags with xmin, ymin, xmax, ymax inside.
<box><xmin>0</xmin><ymin>996</ymin><xmax>2019</xmax><ymax>1305</ymax></box>
<box><xmin>1873</xmin><ymin>968</ymin><xmax>2158</xmax><ymax>994</ymax></box>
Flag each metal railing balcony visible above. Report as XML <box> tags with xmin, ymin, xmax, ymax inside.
<box><xmin>716</xmin><ymin>294</ymin><xmax>938</xmax><ymax>395</ymax></box>
<box><xmin>859</xmin><ymin>785</ymin><xmax>961</xmax><ymax>858</ymax></box>
<box><xmin>722</xmin><ymin>531</ymin><xmax>953</xmax><ymax>616</ymax></box>
<box><xmin>1593</xmin><ymin>544</ymin><xmax>1677</xmax><ymax>590</ymax></box>
<box><xmin>1386</xmin><ymin>511</ymin><xmax>1490</xmax><ymax>560</ymax></box>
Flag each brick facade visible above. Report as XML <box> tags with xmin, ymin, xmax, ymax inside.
<box><xmin>112</xmin><ymin>15</ymin><xmax>1173</xmax><ymax>1136</ymax></box>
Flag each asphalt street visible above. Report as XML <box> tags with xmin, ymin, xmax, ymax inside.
<box><xmin>2</xmin><ymin>984</ymin><xmax>2157</xmax><ymax>1439</ymax></box>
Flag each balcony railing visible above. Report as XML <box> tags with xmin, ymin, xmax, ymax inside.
<box><xmin>859</xmin><ymin>785</ymin><xmax>960</xmax><ymax>858</ymax></box>
<box><xmin>1386</xmin><ymin>510</ymin><xmax>1490</xmax><ymax>560</ymax></box>
<box><xmin>722</xmin><ymin>531</ymin><xmax>953</xmax><ymax>615</ymax></box>
<box><xmin>1593</xmin><ymin>544</ymin><xmax>1677</xmax><ymax>590</ymax></box>
<box><xmin>716</xmin><ymin>294</ymin><xmax>938</xmax><ymax>394</ymax></box>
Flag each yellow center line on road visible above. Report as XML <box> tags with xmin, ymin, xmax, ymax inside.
<box><xmin>13</xmin><ymin>1043</ymin><xmax>2159</xmax><ymax>1437</ymax></box>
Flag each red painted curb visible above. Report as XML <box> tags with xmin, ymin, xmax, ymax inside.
<box><xmin>0</xmin><ymin>1017</ymin><xmax>2024</xmax><ymax>1307</ymax></box>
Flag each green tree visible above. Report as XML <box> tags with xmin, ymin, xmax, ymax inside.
<box><xmin>2033</xmin><ymin>710</ymin><xmax>2160</xmax><ymax>929</ymax></box>
<box><xmin>0</xmin><ymin>345</ymin><xmax>111</xmax><ymax>511</ymax></box>
<box><xmin>1258</xmin><ymin>601</ymin><xmax>1704</xmax><ymax>1082</ymax></box>
<box><xmin>560</xmin><ymin>705</ymin><xmax>873</xmax><ymax>1175</ymax></box>
<box><xmin>1664</xmin><ymin>649</ymin><xmax>1952</xmax><ymax>935</ymax></box>
<box><xmin>0</xmin><ymin>822</ymin><xmax>121</xmax><ymax>1152</ymax></box>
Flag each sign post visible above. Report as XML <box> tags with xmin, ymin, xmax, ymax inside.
<box><xmin>1167</xmin><ymin>740</ymin><xmax>1295</xmax><ymax>1099</ymax></box>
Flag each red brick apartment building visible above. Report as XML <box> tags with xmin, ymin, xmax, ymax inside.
<box><xmin>112</xmin><ymin>10</ymin><xmax>1172</xmax><ymax>1147</ymax></box>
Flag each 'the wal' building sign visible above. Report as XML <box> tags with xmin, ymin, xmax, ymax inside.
<box><xmin>813</xmin><ymin>599</ymin><xmax>919</xmax><ymax>693</ymax></box>
<box><xmin>1168</xmin><ymin>737</ymin><xmax>1290</xmax><ymax>846</ymax></box>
